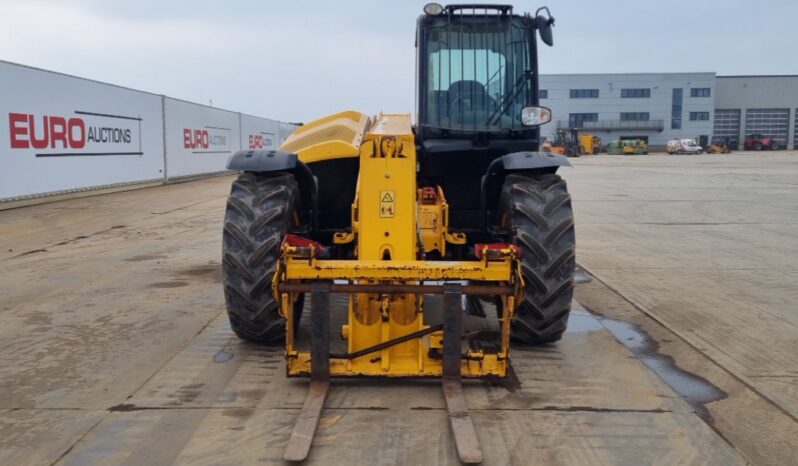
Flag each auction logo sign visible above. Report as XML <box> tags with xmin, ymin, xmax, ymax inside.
<box><xmin>248</xmin><ymin>132</ymin><xmax>275</xmax><ymax>149</ymax></box>
<box><xmin>8</xmin><ymin>111</ymin><xmax>143</xmax><ymax>157</ymax></box>
<box><xmin>183</xmin><ymin>126</ymin><xmax>231</xmax><ymax>154</ymax></box>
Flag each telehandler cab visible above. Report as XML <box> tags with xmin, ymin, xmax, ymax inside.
<box><xmin>222</xmin><ymin>3</ymin><xmax>574</xmax><ymax>463</ymax></box>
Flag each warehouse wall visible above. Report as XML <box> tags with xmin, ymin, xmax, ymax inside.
<box><xmin>715</xmin><ymin>76</ymin><xmax>798</xmax><ymax>149</ymax></box>
<box><xmin>539</xmin><ymin>73</ymin><xmax>716</xmax><ymax>148</ymax></box>
<box><xmin>0</xmin><ymin>60</ymin><xmax>296</xmax><ymax>203</ymax></box>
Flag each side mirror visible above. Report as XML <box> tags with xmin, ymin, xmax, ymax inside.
<box><xmin>535</xmin><ymin>7</ymin><xmax>555</xmax><ymax>47</ymax></box>
<box><xmin>521</xmin><ymin>106</ymin><xmax>552</xmax><ymax>127</ymax></box>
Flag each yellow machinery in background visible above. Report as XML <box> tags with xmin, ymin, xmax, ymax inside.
<box><xmin>579</xmin><ymin>133</ymin><xmax>601</xmax><ymax>154</ymax></box>
<box><xmin>544</xmin><ymin>128</ymin><xmax>581</xmax><ymax>156</ymax></box>
<box><xmin>222</xmin><ymin>4</ymin><xmax>574</xmax><ymax>464</ymax></box>
<box><xmin>542</xmin><ymin>129</ymin><xmax>601</xmax><ymax>156</ymax></box>
<box><xmin>608</xmin><ymin>139</ymin><xmax>648</xmax><ymax>155</ymax></box>
<box><xmin>707</xmin><ymin>137</ymin><xmax>732</xmax><ymax>153</ymax></box>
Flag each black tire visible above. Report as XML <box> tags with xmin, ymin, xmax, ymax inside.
<box><xmin>771</xmin><ymin>142</ymin><xmax>779</xmax><ymax>150</ymax></box>
<box><xmin>222</xmin><ymin>172</ymin><xmax>302</xmax><ymax>343</ymax></box>
<box><xmin>499</xmin><ymin>173</ymin><xmax>576</xmax><ymax>344</ymax></box>
<box><xmin>752</xmin><ymin>141</ymin><xmax>762</xmax><ymax>151</ymax></box>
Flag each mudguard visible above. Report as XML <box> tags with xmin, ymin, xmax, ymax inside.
<box><xmin>226</xmin><ymin>150</ymin><xmax>298</xmax><ymax>172</ymax></box>
<box><xmin>481</xmin><ymin>151</ymin><xmax>571</xmax><ymax>231</ymax></box>
<box><xmin>226</xmin><ymin>149</ymin><xmax>318</xmax><ymax>232</ymax></box>
<box><xmin>499</xmin><ymin>151</ymin><xmax>571</xmax><ymax>171</ymax></box>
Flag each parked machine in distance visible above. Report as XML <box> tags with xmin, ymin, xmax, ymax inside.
<box><xmin>542</xmin><ymin>128</ymin><xmax>582</xmax><ymax>156</ymax></box>
<box><xmin>221</xmin><ymin>4</ymin><xmax>572</xmax><ymax>463</ymax></box>
<box><xmin>744</xmin><ymin>133</ymin><xmax>779</xmax><ymax>150</ymax></box>
<box><xmin>608</xmin><ymin>139</ymin><xmax>647</xmax><ymax>155</ymax></box>
<box><xmin>626</xmin><ymin>139</ymin><xmax>648</xmax><ymax>155</ymax></box>
<box><xmin>707</xmin><ymin>137</ymin><xmax>732</xmax><ymax>154</ymax></box>
<box><xmin>579</xmin><ymin>133</ymin><xmax>601</xmax><ymax>154</ymax></box>
<box><xmin>667</xmin><ymin>138</ymin><xmax>704</xmax><ymax>154</ymax></box>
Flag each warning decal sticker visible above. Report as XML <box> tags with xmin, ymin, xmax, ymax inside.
<box><xmin>380</xmin><ymin>190</ymin><xmax>395</xmax><ymax>218</ymax></box>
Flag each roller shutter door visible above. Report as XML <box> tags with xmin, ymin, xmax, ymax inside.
<box><xmin>713</xmin><ymin>109</ymin><xmax>741</xmax><ymax>147</ymax></box>
<box><xmin>745</xmin><ymin>109</ymin><xmax>789</xmax><ymax>149</ymax></box>
<box><xmin>795</xmin><ymin>110</ymin><xmax>798</xmax><ymax>149</ymax></box>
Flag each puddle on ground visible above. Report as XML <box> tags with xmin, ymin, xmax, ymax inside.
<box><xmin>566</xmin><ymin>301</ymin><xmax>727</xmax><ymax>420</ymax></box>
<box><xmin>565</xmin><ymin>309</ymin><xmax>604</xmax><ymax>333</ymax></box>
<box><xmin>213</xmin><ymin>350</ymin><xmax>234</xmax><ymax>363</ymax></box>
<box><xmin>582</xmin><ymin>308</ymin><xmax>728</xmax><ymax>420</ymax></box>
<box><xmin>574</xmin><ymin>268</ymin><xmax>593</xmax><ymax>284</ymax></box>
<box><xmin>217</xmin><ymin>391</ymin><xmax>238</xmax><ymax>402</ymax></box>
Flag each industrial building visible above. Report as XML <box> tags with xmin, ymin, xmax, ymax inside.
<box><xmin>539</xmin><ymin>73</ymin><xmax>798</xmax><ymax>150</ymax></box>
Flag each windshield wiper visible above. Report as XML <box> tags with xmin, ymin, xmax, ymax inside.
<box><xmin>485</xmin><ymin>70</ymin><xmax>532</xmax><ymax>126</ymax></box>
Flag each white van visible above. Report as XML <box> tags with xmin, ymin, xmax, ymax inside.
<box><xmin>667</xmin><ymin>139</ymin><xmax>704</xmax><ymax>154</ymax></box>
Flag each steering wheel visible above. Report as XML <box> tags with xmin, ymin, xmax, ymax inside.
<box><xmin>450</xmin><ymin>94</ymin><xmax>488</xmax><ymax>112</ymax></box>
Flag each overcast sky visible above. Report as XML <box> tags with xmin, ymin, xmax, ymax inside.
<box><xmin>1</xmin><ymin>0</ymin><xmax>796</xmax><ymax>122</ymax></box>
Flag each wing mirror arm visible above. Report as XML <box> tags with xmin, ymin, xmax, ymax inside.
<box><xmin>534</xmin><ymin>6</ymin><xmax>555</xmax><ymax>47</ymax></box>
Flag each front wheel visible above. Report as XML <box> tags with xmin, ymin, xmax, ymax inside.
<box><xmin>752</xmin><ymin>141</ymin><xmax>763</xmax><ymax>151</ymax></box>
<box><xmin>499</xmin><ymin>173</ymin><xmax>576</xmax><ymax>344</ymax></box>
<box><xmin>222</xmin><ymin>172</ymin><xmax>303</xmax><ymax>343</ymax></box>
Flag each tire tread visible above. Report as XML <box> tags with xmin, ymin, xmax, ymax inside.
<box><xmin>500</xmin><ymin>173</ymin><xmax>576</xmax><ymax>344</ymax></box>
<box><xmin>222</xmin><ymin>172</ymin><xmax>299</xmax><ymax>343</ymax></box>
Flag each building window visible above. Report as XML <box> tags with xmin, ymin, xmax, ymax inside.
<box><xmin>690</xmin><ymin>88</ymin><xmax>711</xmax><ymax>97</ymax></box>
<box><xmin>672</xmin><ymin>88</ymin><xmax>683</xmax><ymax>129</ymax></box>
<box><xmin>621</xmin><ymin>88</ymin><xmax>651</xmax><ymax>98</ymax></box>
<box><xmin>569</xmin><ymin>89</ymin><xmax>599</xmax><ymax>98</ymax></box>
<box><xmin>620</xmin><ymin>112</ymin><xmax>650</xmax><ymax>121</ymax></box>
<box><xmin>689</xmin><ymin>111</ymin><xmax>710</xmax><ymax>121</ymax></box>
<box><xmin>539</xmin><ymin>89</ymin><xmax>548</xmax><ymax>99</ymax></box>
<box><xmin>569</xmin><ymin>113</ymin><xmax>599</xmax><ymax>127</ymax></box>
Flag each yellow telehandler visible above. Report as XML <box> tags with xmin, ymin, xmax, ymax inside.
<box><xmin>222</xmin><ymin>4</ymin><xmax>574</xmax><ymax>463</ymax></box>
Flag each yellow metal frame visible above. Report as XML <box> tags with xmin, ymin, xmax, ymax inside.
<box><xmin>280</xmin><ymin>110</ymin><xmax>370</xmax><ymax>164</ymax></box>
<box><xmin>284</xmin><ymin>259</ymin><xmax>513</xmax><ymax>281</ymax></box>
<box><xmin>276</xmin><ymin>112</ymin><xmax>519</xmax><ymax>378</ymax></box>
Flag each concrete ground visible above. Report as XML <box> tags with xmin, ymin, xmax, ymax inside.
<box><xmin>0</xmin><ymin>151</ymin><xmax>796</xmax><ymax>465</ymax></box>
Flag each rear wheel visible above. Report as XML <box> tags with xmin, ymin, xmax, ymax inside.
<box><xmin>222</xmin><ymin>172</ymin><xmax>303</xmax><ymax>343</ymax></box>
<box><xmin>752</xmin><ymin>141</ymin><xmax>763</xmax><ymax>151</ymax></box>
<box><xmin>771</xmin><ymin>142</ymin><xmax>779</xmax><ymax>150</ymax></box>
<box><xmin>499</xmin><ymin>173</ymin><xmax>576</xmax><ymax>344</ymax></box>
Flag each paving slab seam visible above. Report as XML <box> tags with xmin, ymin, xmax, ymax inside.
<box><xmin>46</xmin><ymin>415</ymin><xmax>109</xmax><ymax>466</ymax></box>
<box><xmin>111</xmin><ymin>308</ymin><xmax>227</xmax><ymax>403</ymax></box>
<box><xmin>577</xmin><ymin>261</ymin><xmax>798</xmax><ymax>425</ymax></box>
<box><xmin>6</xmin><ymin>407</ymin><xmax>101</xmax><ymax>412</ymax></box>
<box><xmin>411</xmin><ymin>407</ymin><xmax>673</xmax><ymax>413</ymax></box>
<box><xmin>44</xmin><ymin>309</ymin><xmax>227</xmax><ymax>466</ymax></box>
<box><xmin>3</xmin><ymin>224</ymin><xmax>128</xmax><ymax>261</ymax></box>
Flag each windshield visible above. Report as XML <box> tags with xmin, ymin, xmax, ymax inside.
<box><xmin>423</xmin><ymin>15</ymin><xmax>533</xmax><ymax>132</ymax></box>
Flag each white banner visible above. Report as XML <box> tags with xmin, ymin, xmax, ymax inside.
<box><xmin>240</xmin><ymin>114</ymin><xmax>280</xmax><ymax>151</ymax></box>
<box><xmin>163</xmin><ymin>98</ymin><xmax>240</xmax><ymax>179</ymax></box>
<box><xmin>279</xmin><ymin>122</ymin><xmax>298</xmax><ymax>145</ymax></box>
<box><xmin>0</xmin><ymin>61</ymin><xmax>164</xmax><ymax>200</ymax></box>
